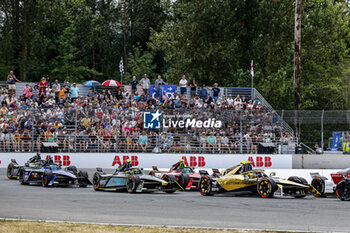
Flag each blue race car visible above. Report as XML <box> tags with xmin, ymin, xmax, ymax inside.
<box><xmin>19</xmin><ymin>156</ymin><xmax>91</xmax><ymax>187</ymax></box>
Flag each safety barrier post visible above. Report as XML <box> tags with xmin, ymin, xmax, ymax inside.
<box><xmin>321</xmin><ymin>110</ymin><xmax>324</xmax><ymax>153</ymax></box>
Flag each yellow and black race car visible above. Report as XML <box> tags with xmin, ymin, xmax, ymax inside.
<box><xmin>199</xmin><ymin>163</ymin><xmax>320</xmax><ymax>198</ymax></box>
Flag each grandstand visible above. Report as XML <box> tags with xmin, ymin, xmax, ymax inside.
<box><xmin>0</xmin><ymin>81</ymin><xmax>296</xmax><ymax>154</ymax></box>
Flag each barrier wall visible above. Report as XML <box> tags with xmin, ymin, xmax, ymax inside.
<box><xmin>0</xmin><ymin>153</ymin><xmax>292</xmax><ymax>169</ymax></box>
<box><xmin>293</xmin><ymin>154</ymin><xmax>350</xmax><ymax>169</ymax></box>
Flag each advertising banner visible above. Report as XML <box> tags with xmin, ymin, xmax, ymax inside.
<box><xmin>0</xmin><ymin>153</ymin><xmax>292</xmax><ymax>169</ymax></box>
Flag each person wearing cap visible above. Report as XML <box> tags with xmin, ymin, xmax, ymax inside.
<box><xmin>119</xmin><ymin>158</ymin><xmax>132</xmax><ymax>171</ymax></box>
<box><xmin>246</xmin><ymin>160</ymin><xmax>253</xmax><ymax>171</ymax></box>
<box><xmin>179</xmin><ymin>75</ymin><xmax>188</xmax><ymax>95</ymax></box>
<box><xmin>7</xmin><ymin>70</ymin><xmax>20</xmax><ymax>97</ymax></box>
<box><xmin>39</xmin><ymin>77</ymin><xmax>48</xmax><ymax>94</ymax></box>
<box><xmin>52</xmin><ymin>80</ymin><xmax>61</xmax><ymax>102</ymax></box>
<box><xmin>70</xmin><ymin>83</ymin><xmax>79</xmax><ymax>102</ymax></box>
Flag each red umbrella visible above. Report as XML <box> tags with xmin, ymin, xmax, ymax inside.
<box><xmin>102</xmin><ymin>80</ymin><xmax>121</xmax><ymax>87</ymax></box>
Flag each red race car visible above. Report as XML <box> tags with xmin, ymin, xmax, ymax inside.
<box><xmin>311</xmin><ymin>168</ymin><xmax>350</xmax><ymax>201</ymax></box>
<box><xmin>150</xmin><ymin>160</ymin><xmax>220</xmax><ymax>190</ymax></box>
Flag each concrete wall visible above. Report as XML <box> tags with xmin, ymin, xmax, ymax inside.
<box><xmin>293</xmin><ymin>154</ymin><xmax>350</xmax><ymax>169</ymax></box>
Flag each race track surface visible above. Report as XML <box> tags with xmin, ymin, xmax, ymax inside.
<box><xmin>0</xmin><ymin>168</ymin><xmax>349</xmax><ymax>232</ymax></box>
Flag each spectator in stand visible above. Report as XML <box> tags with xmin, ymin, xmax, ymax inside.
<box><xmin>200</xmin><ymin>84</ymin><xmax>208</xmax><ymax>100</ymax></box>
<box><xmin>70</xmin><ymin>83</ymin><xmax>79</xmax><ymax>101</ymax></box>
<box><xmin>140</xmin><ymin>74</ymin><xmax>150</xmax><ymax>95</ymax></box>
<box><xmin>179</xmin><ymin>75</ymin><xmax>188</xmax><ymax>96</ymax></box>
<box><xmin>39</xmin><ymin>77</ymin><xmax>48</xmax><ymax>94</ymax></box>
<box><xmin>138</xmin><ymin>131</ymin><xmax>148</xmax><ymax>152</ymax></box>
<box><xmin>46</xmin><ymin>76</ymin><xmax>52</xmax><ymax>88</ymax></box>
<box><xmin>7</xmin><ymin>70</ymin><xmax>20</xmax><ymax>97</ymax></box>
<box><xmin>130</xmin><ymin>76</ymin><xmax>139</xmax><ymax>95</ymax></box>
<box><xmin>173</xmin><ymin>131</ymin><xmax>181</xmax><ymax>153</ymax></box>
<box><xmin>52</xmin><ymin>80</ymin><xmax>60</xmax><ymax>102</ymax></box>
<box><xmin>211</xmin><ymin>83</ymin><xmax>220</xmax><ymax>102</ymax></box>
<box><xmin>154</xmin><ymin>75</ymin><xmax>166</xmax><ymax>100</ymax></box>
<box><xmin>204</xmin><ymin>93</ymin><xmax>213</xmax><ymax>106</ymax></box>
<box><xmin>207</xmin><ymin>132</ymin><xmax>217</xmax><ymax>151</ymax></box>
<box><xmin>189</xmin><ymin>78</ymin><xmax>197</xmax><ymax>98</ymax></box>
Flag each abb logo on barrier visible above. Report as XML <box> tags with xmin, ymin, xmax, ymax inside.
<box><xmin>181</xmin><ymin>156</ymin><xmax>206</xmax><ymax>167</ymax></box>
<box><xmin>46</xmin><ymin>155</ymin><xmax>71</xmax><ymax>166</ymax></box>
<box><xmin>112</xmin><ymin>156</ymin><xmax>139</xmax><ymax>167</ymax></box>
<box><xmin>247</xmin><ymin>156</ymin><xmax>272</xmax><ymax>167</ymax></box>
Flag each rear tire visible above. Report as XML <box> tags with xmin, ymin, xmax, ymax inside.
<box><xmin>178</xmin><ymin>173</ymin><xmax>190</xmax><ymax>190</ymax></box>
<box><xmin>7</xmin><ymin>163</ymin><xmax>14</xmax><ymax>179</ymax></box>
<box><xmin>79</xmin><ymin>171</ymin><xmax>89</xmax><ymax>187</ymax></box>
<box><xmin>257</xmin><ymin>178</ymin><xmax>277</xmax><ymax>198</ymax></box>
<box><xmin>42</xmin><ymin>169</ymin><xmax>53</xmax><ymax>187</ymax></box>
<box><xmin>311</xmin><ymin>176</ymin><xmax>326</xmax><ymax>197</ymax></box>
<box><xmin>126</xmin><ymin>175</ymin><xmax>141</xmax><ymax>193</ymax></box>
<box><xmin>92</xmin><ymin>172</ymin><xmax>102</xmax><ymax>191</ymax></box>
<box><xmin>199</xmin><ymin>175</ymin><xmax>214</xmax><ymax>196</ymax></box>
<box><xmin>336</xmin><ymin>179</ymin><xmax>350</xmax><ymax>201</ymax></box>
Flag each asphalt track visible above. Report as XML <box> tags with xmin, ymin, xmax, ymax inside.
<box><xmin>1</xmin><ymin>168</ymin><xmax>350</xmax><ymax>232</ymax></box>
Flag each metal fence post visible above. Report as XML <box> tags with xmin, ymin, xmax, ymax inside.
<box><xmin>74</xmin><ymin>108</ymin><xmax>77</xmax><ymax>152</ymax></box>
<box><xmin>281</xmin><ymin>110</ymin><xmax>284</xmax><ymax>154</ymax></box>
<box><xmin>321</xmin><ymin>110</ymin><xmax>324</xmax><ymax>153</ymax></box>
<box><xmin>31</xmin><ymin>108</ymin><xmax>34</xmax><ymax>152</ymax></box>
<box><xmin>240</xmin><ymin>115</ymin><xmax>243</xmax><ymax>154</ymax></box>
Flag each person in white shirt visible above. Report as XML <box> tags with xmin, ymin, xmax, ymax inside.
<box><xmin>227</xmin><ymin>95</ymin><xmax>234</xmax><ymax>108</ymax></box>
<box><xmin>179</xmin><ymin>75</ymin><xmax>188</xmax><ymax>95</ymax></box>
<box><xmin>140</xmin><ymin>74</ymin><xmax>150</xmax><ymax>95</ymax></box>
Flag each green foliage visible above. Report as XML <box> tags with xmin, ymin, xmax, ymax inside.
<box><xmin>125</xmin><ymin>45</ymin><xmax>156</xmax><ymax>83</ymax></box>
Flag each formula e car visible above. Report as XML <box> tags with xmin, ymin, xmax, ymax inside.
<box><xmin>92</xmin><ymin>162</ymin><xmax>183</xmax><ymax>193</ymax></box>
<box><xmin>149</xmin><ymin>160</ymin><xmax>215</xmax><ymax>190</ymax></box>
<box><xmin>7</xmin><ymin>153</ymin><xmax>44</xmax><ymax>179</ymax></box>
<box><xmin>199</xmin><ymin>163</ymin><xmax>321</xmax><ymax>198</ymax></box>
<box><xmin>19</xmin><ymin>157</ymin><xmax>91</xmax><ymax>187</ymax></box>
<box><xmin>311</xmin><ymin>168</ymin><xmax>350</xmax><ymax>201</ymax></box>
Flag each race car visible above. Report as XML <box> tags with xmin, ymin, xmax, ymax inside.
<box><xmin>92</xmin><ymin>160</ymin><xmax>183</xmax><ymax>193</ymax></box>
<box><xmin>311</xmin><ymin>168</ymin><xmax>350</xmax><ymax>201</ymax></box>
<box><xmin>199</xmin><ymin>162</ymin><xmax>321</xmax><ymax>198</ymax></box>
<box><xmin>19</xmin><ymin>156</ymin><xmax>91</xmax><ymax>187</ymax></box>
<box><xmin>7</xmin><ymin>153</ymin><xmax>44</xmax><ymax>179</ymax></box>
<box><xmin>149</xmin><ymin>159</ymin><xmax>218</xmax><ymax>190</ymax></box>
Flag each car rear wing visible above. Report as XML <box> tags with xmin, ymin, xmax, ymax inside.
<box><xmin>152</xmin><ymin>166</ymin><xmax>159</xmax><ymax>171</ymax></box>
<box><xmin>96</xmin><ymin>167</ymin><xmax>104</xmax><ymax>172</ymax></box>
<box><xmin>11</xmin><ymin>159</ymin><xmax>18</xmax><ymax>165</ymax></box>
<box><xmin>199</xmin><ymin>170</ymin><xmax>209</xmax><ymax>175</ymax></box>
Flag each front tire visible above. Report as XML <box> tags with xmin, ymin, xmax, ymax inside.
<box><xmin>19</xmin><ymin>168</ymin><xmax>28</xmax><ymax>185</ymax></box>
<box><xmin>199</xmin><ymin>175</ymin><xmax>214</xmax><ymax>196</ymax></box>
<box><xmin>178</xmin><ymin>173</ymin><xmax>190</xmax><ymax>190</ymax></box>
<box><xmin>42</xmin><ymin>169</ymin><xmax>53</xmax><ymax>187</ymax></box>
<box><xmin>126</xmin><ymin>175</ymin><xmax>141</xmax><ymax>193</ymax></box>
<box><xmin>257</xmin><ymin>178</ymin><xmax>277</xmax><ymax>198</ymax></box>
<box><xmin>92</xmin><ymin>172</ymin><xmax>102</xmax><ymax>191</ymax></box>
<box><xmin>336</xmin><ymin>179</ymin><xmax>350</xmax><ymax>201</ymax></box>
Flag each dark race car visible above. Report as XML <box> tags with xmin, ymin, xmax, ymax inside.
<box><xmin>149</xmin><ymin>160</ymin><xmax>220</xmax><ymax>190</ymax></box>
<box><xmin>19</xmin><ymin>156</ymin><xmax>91</xmax><ymax>187</ymax></box>
<box><xmin>92</xmin><ymin>161</ymin><xmax>183</xmax><ymax>193</ymax></box>
<box><xmin>7</xmin><ymin>153</ymin><xmax>44</xmax><ymax>179</ymax></box>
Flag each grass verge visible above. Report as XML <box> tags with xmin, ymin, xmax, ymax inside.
<box><xmin>0</xmin><ymin>220</ymin><xmax>288</xmax><ymax>233</ymax></box>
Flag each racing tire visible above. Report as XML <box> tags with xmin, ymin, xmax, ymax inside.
<box><xmin>42</xmin><ymin>169</ymin><xmax>53</xmax><ymax>187</ymax></box>
<box><xmin>19</xmin><ymin>168</ymin><xmax>28</xmax><ymax>185</ymax></box>
<box><xmin>311</xmin><ymin>176</ymin><xmax>326</xmax><ymax>197</ymax></box>
<box><xmin>67</xmin><ymin>165</ymin><xmax>78</xmax><ymax>174</ymax></box>
<box><xmin>257</xmin><ymin>178</ymin><xmax>277</xmax><ymax>198</ymax></box>
<box><xmin>126</xmin><ymin>175</ymin><xmax>141</xmax><ymax>193</ymax></box>
<box><xmin>7</xmin><ymin>163</ymin><xmax>14</xmax><ymax>179</ymax></box>
<box><xmin>199</xmin><ymin>175</ymin><xmax>214</xmax><ymax>196</ymax></box>
<box><xmin>178</xmin><ymin>173</ymin><xmax>190</xmax><ymax>190</ymax></box>
<box><xmin>92</xmin><ymin>172</ymin><xmax>102</xmax><ymax>191</ymax></box>
<box><xmin>79</xmin><ymin>170</ymin><xmax>89</xmax><ymax>187</ymax></box>
<box><xmin>336</xmin><ymin>179</ymin><xmax>350</xmax><ymax>201</ymax></box>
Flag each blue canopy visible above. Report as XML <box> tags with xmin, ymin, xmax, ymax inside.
<box><xmin>84</xmin><ymin>80</ymin><xmax>101</xmax><ymax>87</ymax></box>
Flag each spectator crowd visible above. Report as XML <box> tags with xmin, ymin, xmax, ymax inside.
<box><xmin>0</xmin><ymin>71</ymin><xmax>294</xmax><ymax>154</ymax></box>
